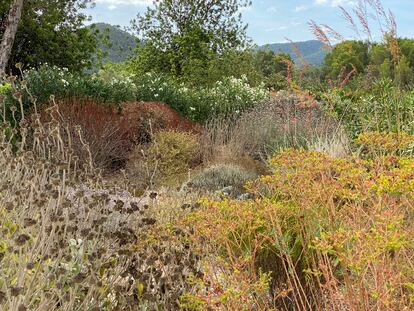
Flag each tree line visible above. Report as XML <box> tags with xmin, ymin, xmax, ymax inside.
<box><xmin>1</xmin><ymin>0</ymin><xmax>414</xmax><ymax>89</ymax></box>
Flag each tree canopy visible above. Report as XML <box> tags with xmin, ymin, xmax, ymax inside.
<box><xmin>0</xmin><ymin>0</ymin><xmax>98</xmax><ymax>73</ymax></box>
<box><xmin>321</xmin><ymin>37</ymin><xmax>414</xmax><ymax>87</ymax></box>
<box><xmin>323</xmin><ymin>41</ymin><xmax>369</xmax><ymax>79</ymax></box>
<box><xmin>130</xmin><ymin>0</ymin><xmax>252</xmax><ymax>84</ymax></box>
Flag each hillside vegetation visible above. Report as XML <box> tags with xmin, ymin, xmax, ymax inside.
<box><xmin>1</xmin><ymin>0</ymin><xmax>414</xmax><ymax>310</ymax></box>
<box><xmin>91</xmin><ymin>23</ymin><xmax>138</xmax><ymax>64</ymax></box>
<box><xmin>91</xmin><ymin>23</ymin><xmax>326</xmax><ymax>67</ymax></box>
<box><xmin>260</xmin><ymin>40</ymin><xmax>327</xmax><ymax>66</ymax></box>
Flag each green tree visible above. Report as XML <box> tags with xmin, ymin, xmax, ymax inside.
<box><xmin>253</xmin><ymin>49</ymin><xmax>293</xmax><ymax>90</ymax></box>
<box><xmin>399</xmin><ymin>38</ymin><xmax>414</xmax><ymax>69</ymax></box>
<box><xmin>369</xmin><ymin>44</ymin><xmax>391</xmax><ymax>78</ymax></box>
<box><xmin>379</xmin><ymin>58</ymin><xmax>392</xmax><ymax>79</ymax></box>
<box><xmin>394</xmin><ymin>55</ymin><xmax>413</xmax><ymax>88</ymax></box>
<box><xmin>254</xmin><ymin>49</ymin><xmax>292</xmax><ymax>77</ymax></box>
<box><xmin>323</xmin><ymin>40</ymin><xmax>369</xmax><ymax>79</ymax></box>
<box><xmin>130</xmin><ymin>0</ymin><xmax>252</xmax><ymax>84</ymax></box>
<box><xmin>0</xmin><ymin>0</ymin><xmax>98</xmax><ymax>73</ymax></box>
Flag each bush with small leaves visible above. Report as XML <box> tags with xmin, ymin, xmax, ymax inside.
<box><xmin>127</xmin><ymin>130</ymin><xmax>200</xmax><ymax>187</ymax></box>
<box><xmin>355</xmin><ymin>131</ymin><xmax>414</xmax><ymax>157</ymax></box>
<box><xmin>190</xmin><ymin>144</ymin><xmax>414</xmax><ymax>310</ymax></box>
<box><xmin>188</xmin><ymin>163</ymin><xmax>258</xmax><ymax>193</ymax></box>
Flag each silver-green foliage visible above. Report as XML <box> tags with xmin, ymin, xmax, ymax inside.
<box><xmin>189</xmin><ymin>163</ymin><xmax>258</xmax><ymax>192</ymax></box>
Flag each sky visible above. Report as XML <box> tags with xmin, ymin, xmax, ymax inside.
<box><xmin>86</xmin><ymin>0</ymin><xmax>414</xmax><ymax>45</ymax></box>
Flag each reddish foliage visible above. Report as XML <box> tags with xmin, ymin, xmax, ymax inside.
<box><xmin>120</xmin><ymin>101</ymin><xmax>202</xmax><ymax>142</ymax></box>
<box><xmin>39</xmin><ymin>97</ymin><xmax>135</xmax><ymax>171</ymax></box>
<box><xmin>121</xmin><ymin>101</ymin><xmax>201</xmax><ymax>132</ymax></box>
<box><xmin>37</xmin><ymin>99</ymin><xmax>201</xmax><ymax>171</ymax></box>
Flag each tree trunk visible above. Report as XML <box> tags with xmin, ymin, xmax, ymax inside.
<box><xmin>0</xmin><ymin>0</ymin><xmax>24</xmax><ymax>78</ymax></box>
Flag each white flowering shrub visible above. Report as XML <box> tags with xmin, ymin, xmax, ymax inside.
<box><xmin>19</xmin><ymin>65</ymin><xmax>137</xmax><ymax>106</ymax></box>
<box><xmin>190</xmin><ymin>75</ymin><xmax>269</xmax><ymax>120</ymax></box>
<box><xmin>6</xmin><ymin>67</ymin><xmax>268</xmax><ymax>124</ymax></box>
<box><xmin>135</xmin><ymin>72</ymin><xmax>269</xmax><ymax>122</ymax></box>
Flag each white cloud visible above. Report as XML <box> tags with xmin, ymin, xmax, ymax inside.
<box><xmin>315</xmin><ymin>0</ymin><xmax>354</xmax><ymax>6</ymax></box>
<box><xmin>295</xmin><ymin>5</ymin><xmax>308</xmax><ymax>12</ymax></box>
<box><xmin>108</xmin><ymin>4</ymin><xmax>117</xmax><ymax>10</ymax></box>
<box><xmin>95</xmin><ymin>0</ymin><xmax>152</xmax><ymax>6</ymax></box>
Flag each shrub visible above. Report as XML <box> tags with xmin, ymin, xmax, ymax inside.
<box><xmin>134</xmin><ymin>72</ymin><xmax>269</xmax><ymax>122</ymax></box>
<box><xmin>188</xmin><ymin>163</ymin><xmax>258</xmax><ymax>192</ymax></box>
<box><xmin>39</xmin><ymin>97</ymin><xmax>135</xmax><ymax>171</ymax></box>
<box><xmin>327</xmin><ymin>79</ymin><xmax>414</xmax><ymax>136</ymax></box>
<box><xmin>120</xmin><ymin>101</ymin><xmax>201</xmax><ymax>144</ymax></box>
<box><xmin>3</xmin><ymin>65</ymin><xmax>137</xmax><ymax>120</ymax></box>
<box><xmin>191</xmin><ymin>146</ymin><xmax>414</xmax><ymax>309</ymax></box>
<box><xmin>200</xmin><ymin>91</ymin><xmax>349</xmax><ymax>163</ymax></box>
<box><xmin>193</xmin><ymin>75</ymin><xmax>269</xmax><ymax>120</ymax></box>
<box><xmin>355</xmin><ymin>131</ymin><xmax>414</xmax><ymax>157</ymax></box>
<box><xmin>127</xmin><ymin>130</ymin><xmax>200</xmax><ymax>187</ymax></box>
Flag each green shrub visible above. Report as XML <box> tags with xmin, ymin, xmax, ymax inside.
<box><xmin>134</xmin><ymin>72</ymin><xmax>269</xmax><ymax>122</ymax></box>
<box><xmin>2</xmin><ymin>65</ymin><xmax>137</xmax><ymax>119</ymax></box>
<box><xmin>134</xmin><ymin>72</ymin><xmax>192</xmax><ymax>116</ymax></box>
<box><xmin>188</xmin><ymin>163</ymin><xmax>258</xmax><ymax>192</ymax></box>
<box><xmin>326</xmin><ymin>79</ymin><xmax>414</xmax><ymax>136</ymax></box>
<box><xmin>22</xmin><ymin>65</ymin><xmax>137</xmax><ymax>105</ymax></box>
<box><xmin>127</xmin><ymin>130</ymin><xmax>200</xmax><ymax>187</ymax></box>
<box><xmin>149</xmin><ymin>130</ymin><xmax>200</xmax><ymax>175</ymax></box>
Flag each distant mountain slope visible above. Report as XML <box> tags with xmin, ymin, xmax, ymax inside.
<box><xmin>91</xmin><ymin>23</ymin><xmax>138</xmax><ymax>63</ymax></box>
<box><xmin>260</xmin><ymin>40</ymin><xmax>328</xmax><ymax>66</ymax></box>
<box><xmin>88</xmin><ymin>23</ymin><xmax>328</xmax><ymax>67</ymax></box>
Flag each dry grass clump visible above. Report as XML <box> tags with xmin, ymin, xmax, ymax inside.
<box><xmin>187</xmin><ymin>163</ymin><xmax>258</xmax><ymax>193</ymax></box>
<box><xmin>190</xmin><ymin>135</ymin><xmax>414</xmax><ymax>310</ymax></box>
<box><xmin>201</xmin><ymin>91</ymin><xmax>349</xmax><ymax>164</ymax></box>
<box><xmin>39</xmin><ymin>96</ymin><xmax>135</xmax><ymax>172</ymax></box>
<box><xmin>127</xmin><ymin>130</ymin><xmax>201</xmax><ymax>188</ymax></box>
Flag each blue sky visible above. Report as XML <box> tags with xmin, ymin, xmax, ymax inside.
<box><xmin>87</xmin><ymin>0</ymin><xmax>413</xmax><ymax>45</ymax></box>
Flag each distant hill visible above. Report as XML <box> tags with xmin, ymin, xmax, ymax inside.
<box><xmin>90</xmin><ymin>23</ymin><xmax>138</xmax><ymax>63</ymax></box>
<box><xmin>260</xmin><ymin>40</ymin><xmax>328</xmax><ymax>66</ymax></box>
<box><xmin>88</xmin><ymin>24</ymin><xmax>328</xmax><ymax>67</ymax></box>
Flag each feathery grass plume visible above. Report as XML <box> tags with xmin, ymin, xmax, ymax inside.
<box><xmin>311</xmin><ymin>0</ymin><xmax>400</xmax><ymax>65</ymax></box>
<box><xmin>354</xmin><ymin>0</ymin><xmax>373</xmax><ymax>42</ymax></box>
<box><xmin>339</xmin><ymin>5</ymin><xmax>361</xmax><ymax>39</ymax></box>
<box><xmin>308</xmin><ymin>20</ymin><xmax>333</xmax><ymax>48</ymax></box>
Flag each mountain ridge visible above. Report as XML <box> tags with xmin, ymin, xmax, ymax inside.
<box><xmin>259</xmin><ymin>40</ymin><xmax>328</xmax><ymax>66</ymax></box>
<box><xmin>90</xmin><ymin>23</ymin><xmax>138</xmax><ymax>63</ymax></box>
<box><xmin>91</xmin><ymin>23</ymin><xmax>327</xmax><ymax>66</ymax></box>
